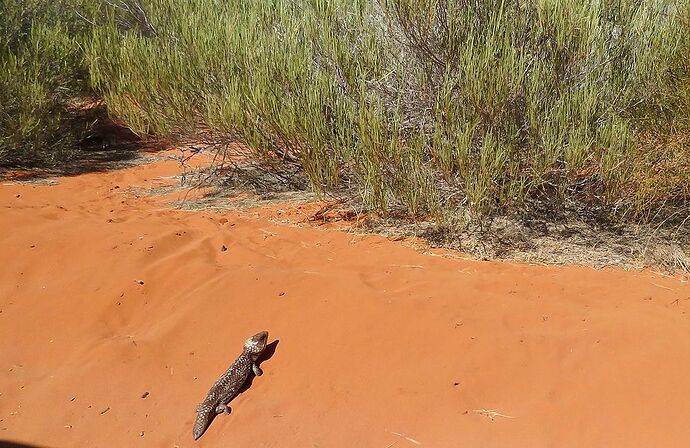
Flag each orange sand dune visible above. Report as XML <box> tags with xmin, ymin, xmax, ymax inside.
<box><xmin>1</xmin><ymin>155</ymin><xmax>690</xmax><ymax>448</ymax></box>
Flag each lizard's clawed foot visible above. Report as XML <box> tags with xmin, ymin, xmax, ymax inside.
<box><xmin>252</xmin><ymin>364</ymin><xmax>263</xmax><ymax>376</ymax></box>
<box><xmin>215</xmin><ymin>404</ymin><xmax>231</xmax><ymax>414</ymax></box>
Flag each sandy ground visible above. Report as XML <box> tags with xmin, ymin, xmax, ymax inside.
<box><xmin>1</xmin><ymin>154</ymin><xmax>690</xmax><ymax>448</ymax></box>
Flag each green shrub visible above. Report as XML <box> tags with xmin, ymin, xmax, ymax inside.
<box><xmin>86</xmin><ymin>0</ymin><xmax>689</xmax><ymax>220</ymax></box>
<box><xmin>0</xmin><ymin>0</ymin><xmax>99</xmax><ymax>167</ymax></box>
<box><xmin>2</xmin><ymin>0</ymin><xmax>685</xmax><ymax>222</ymax></box>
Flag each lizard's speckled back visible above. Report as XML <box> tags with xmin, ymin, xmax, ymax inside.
<box><xmin>193</xmin><ymin>331</ymin><xmax>269</xmax><ymax>440</ymax></box>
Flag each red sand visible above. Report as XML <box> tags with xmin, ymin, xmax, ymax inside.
<box><xmin>2</xmin><ymin>156</ymin><xmax>690</xmax><ymax>448</ymax></box>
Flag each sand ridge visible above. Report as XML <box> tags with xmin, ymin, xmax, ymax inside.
<box><xmin>1</xmin><ymin>156</ymin><xmax>690</xmax><ymax>447</ymax></box>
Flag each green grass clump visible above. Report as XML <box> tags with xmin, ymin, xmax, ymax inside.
<box><xmin>86</xmin><ymin>0</ymin><xmax>690</xmax><ymax>221</ymax></box>
<box><xmin>4</xmin><ymin>0</ymin><xmax>689</xmax><ymax>225</ymax></box>
<box><xmin>0</xmin><ymin>0</ymin><xmax>104</xmax><ymax>167</ymax></box>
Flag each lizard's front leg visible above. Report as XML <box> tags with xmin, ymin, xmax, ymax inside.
<box><xmin>252</xmin><ymin>363</ymin><xmax>263</xmax><ymax>376</ymax></box>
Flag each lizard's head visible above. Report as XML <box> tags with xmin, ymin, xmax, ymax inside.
<box><xmin>244</xmin><ymin>330</ymin><xmax>269</xmax><ymax>356</ymax></box>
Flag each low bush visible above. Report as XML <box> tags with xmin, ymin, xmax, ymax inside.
<box><xmin>0</xmin><ymin>0</ymin><xmax>103</xmax><ymax>167</ymax></box>
<box><xmin>3</xmin><ymin>0</ymin><xmax>688</xmax><ymax>225</ymax></box>
<box><xmin>87</xmin><ymin>0</ymin><xmax>690</xmax><ymax>221</ymax></box>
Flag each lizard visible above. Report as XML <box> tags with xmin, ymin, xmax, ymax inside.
<box><xmin>193</xmin><ymin>330</ymin><xmax>269</xmax><ymax>440</ymax></box>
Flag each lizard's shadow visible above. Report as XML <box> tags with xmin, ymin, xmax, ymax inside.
<box><xmin>0</xmin><ymin>442</ymin><xmax>47</xmax><ymax>448</ymax></box>
<box><xmin>237</xmin><ymin>339</ymin><xmax>279</xmax><ymax>396</ymax></box>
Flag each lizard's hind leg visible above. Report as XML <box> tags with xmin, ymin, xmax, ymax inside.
<box><xmin>215</xmin><ymin>404</ymin><xmax>231</xmax><ymax>414</ymax></box>
<box><xmin>216</xmin><ymin>394</ymin><xmax>234</xmax><ymax>415</ymax></box>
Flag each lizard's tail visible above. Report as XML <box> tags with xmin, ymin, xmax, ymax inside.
<box><xmin>193</xmin><ymin>405</ymin><xmax>215</xmax><ymax>440</ymax></box>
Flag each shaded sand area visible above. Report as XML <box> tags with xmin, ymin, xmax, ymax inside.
<box><xmin>2</xmin><ymin>154</ymin><xmax>690</xmax><ymax>448</ymax></box>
